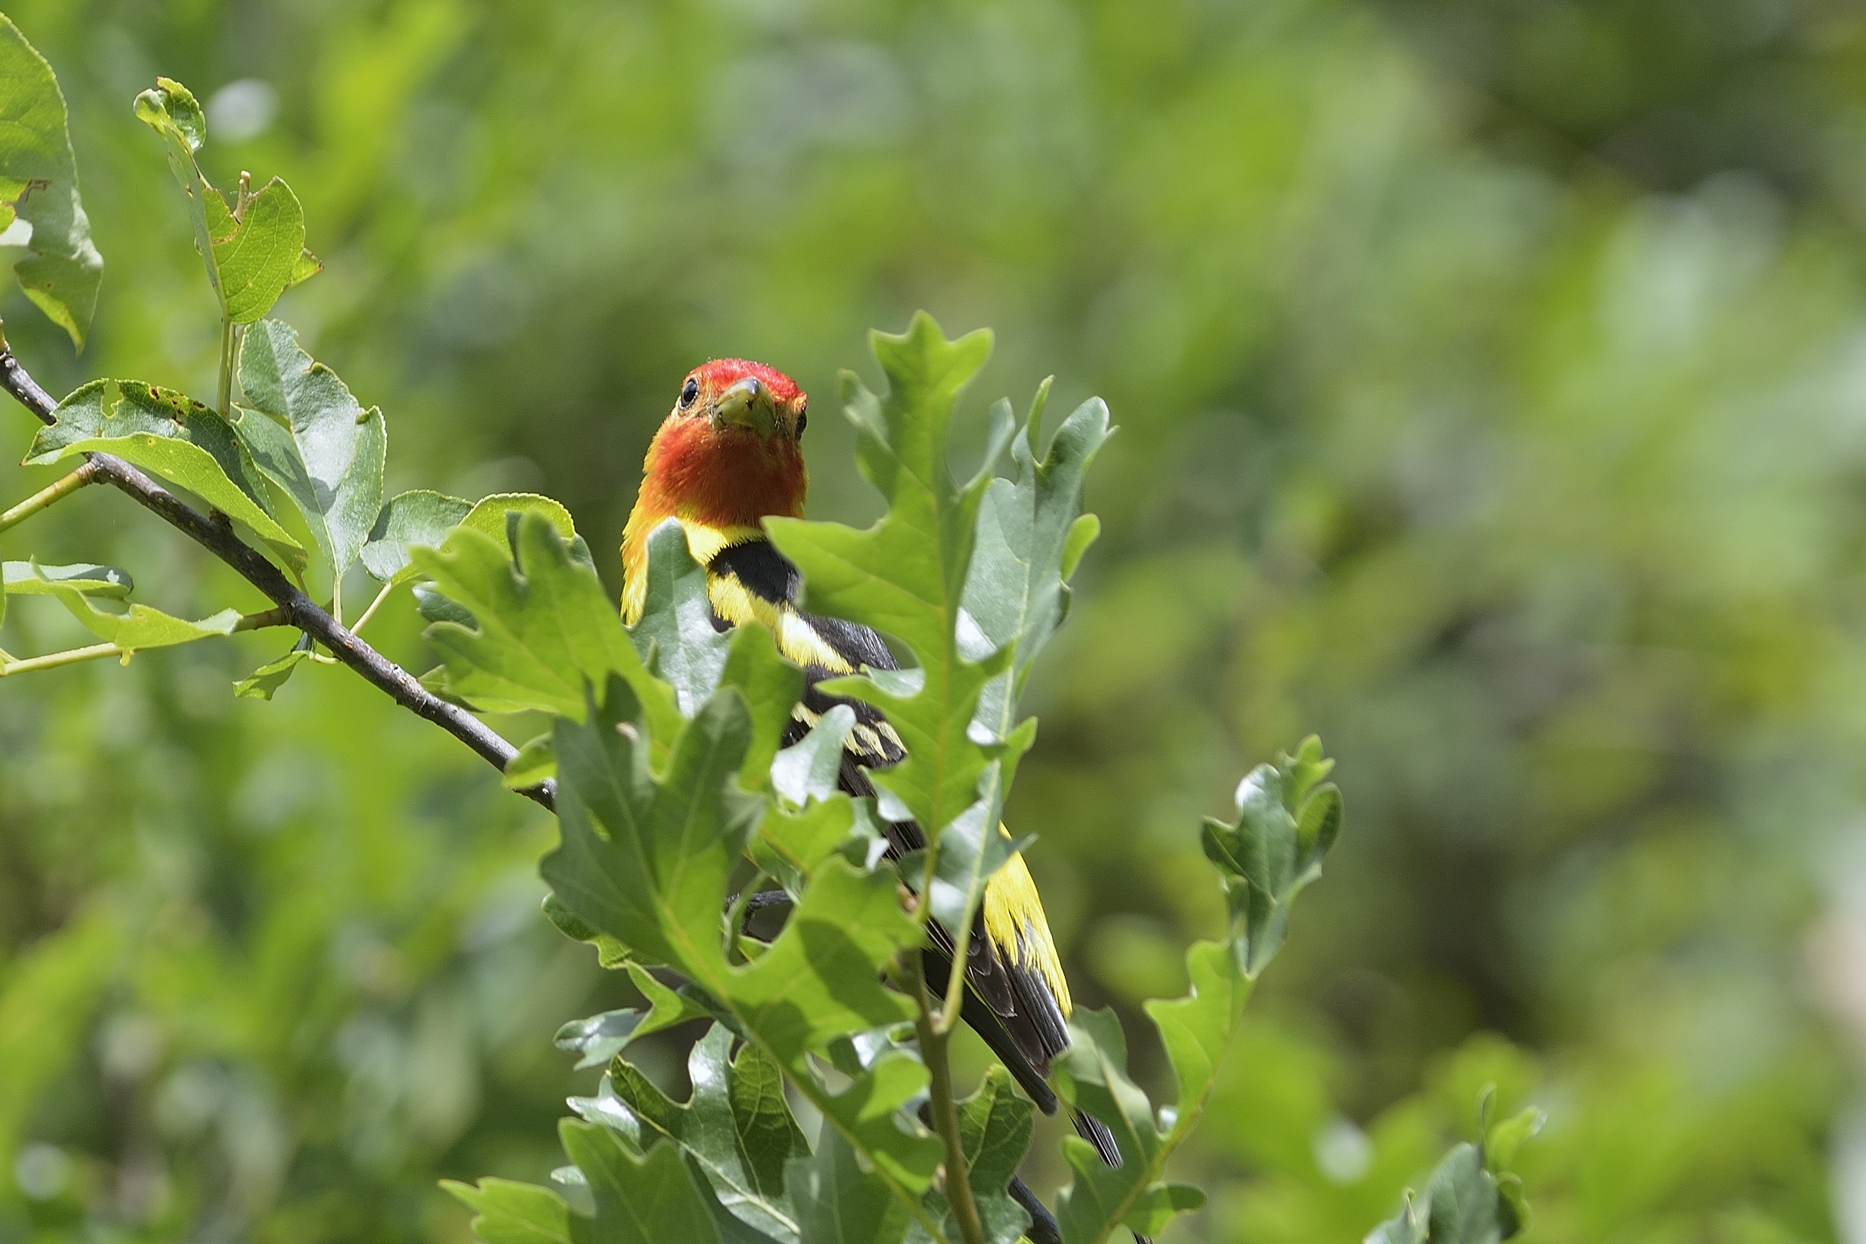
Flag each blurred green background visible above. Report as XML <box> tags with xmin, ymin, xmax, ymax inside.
<box><xmin>0</xmin><ymin>0</ymin><xmax>1861</xmax><ymax>1240</ymax></box>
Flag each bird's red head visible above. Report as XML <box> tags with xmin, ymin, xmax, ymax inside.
<box><xmin>621</xmin><ymin>360</ymin><xmax>809</xmax><ymax>619</ymax></box>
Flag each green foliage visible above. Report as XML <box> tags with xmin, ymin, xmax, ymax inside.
<box><xmin>0</xmin><ymin>14</ymin><xmax>100</xmax><ymax>348</ymax></box>
<box><xmin>1201</xmin><ymin>737</ymin><xmax>1343</xmax><ymax>976</ymax></box>
<box><xmin>1</xmin><ymin>559</ymin><xmax>129</xmax><ymax>597</ymax></box>
<box><xmin>20</xmin><ymin>3</ymin><xmax>1843</xmax><ymax>1243</ymax></box>
<box><xmin>360</xmin><ymin>488</ymin><xmax>472</xmax><ymax>582</ymax></box>
<box><xmin>915</xmin><ymin>1068</ymin><xmax>1037</xmax><ymax>1244</ymax></box>
<box><xmin>414</xmin><ymin>514</ymin><xmax>678</xmax><ymax>732</ymax></box>
<box><xmin>233</xmin><ymin>318</ymin><xmax>385</xmax><ymax>581</ymax></box>
<box><xmin>28</xmin><ymin>568</ymin><xmax>239</xmax><ymax>649</ymax></box>
<box><xmin>27</xmin><ymin>377</ymin><xmax>307</xmax><ymax>571</ymax></box>
<box><xmin>231</xmin><ymin>645</ymin><xmax>310</xmax><ymax>699</ymax></box>
<box><xmin>1365</xmin><ymin>1094</ymin><xmax>1544</xmax><ymax>1244</ymax></box>
<box><xmin>586</xmin><ymin>1024</ymin><xmax>807</xmax><ymax>1241</ymax></box>
<box><xmin>133</xmin><ymin>76</ymin><xmax>313</xmax><ymax>329</ymax></box>
<box><xmin>1040</xmin><ymin>740</ymin><xmax>1340</xmax><ymax>1244</ymax></box>
<box><xmin>766</xmin><ymin>315</ymin><xmax>1009</xmax><ymax>858</ymax></box>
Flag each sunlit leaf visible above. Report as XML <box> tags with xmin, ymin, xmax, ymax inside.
<box><xmin>443</xmin><ymin>1177</ymin><xmax>574</xmax><ymax>1244</ymax></box>
<box><xmin>563</xmin><ymin>1121</ymin><xmax>724</xmax><ymax>1244</ymax></box>
<box><xmin>414</xmin><ymin>514</ymin><xmax>678</xmax><ymax>737</ymax></box>
<box><xmin>362</xmin><ymin>488</ymin><xmax>472</xmax><ymax>583</ymax></box>
<box><xmin>235</xmin><ymin>319</ymin><xmax>386</xmax><ymax>578</ymax></box>
<box><xmin>2</xmin><ymin>561</ymin><xmax>131</xmax><ymax>598</ymax></box>
<box><xmin>31</xmin><ymin>568</ymin><xmax>239</xmax><ymax>651</ymax></box>
<box><xmin>764</xmin><ymin>313</ymin><xmax>1010</xmax><ymax>854</ymax></box>
<box><xmin>554</xmin><ymin>964</ymin><xmax>713</xmax><ymax>1070</ymax></box>
<box><xmin>910</xmin><ymin>1065</ymin><xmax>1035</xmax><ymax>1244</ymax></box>
<box><xmin>460</xmin><ymin>492</ymin><xmax>577</xmax><ymax>546</ymax></box>
<box><xmin>631</xmin><ymin>518</ymin><xmax>732</xmax><ymax>715</ymax></box>
<box><xmin>213</xmin><ymin>176</ymin><xmax>306</xmax><ymax>325</ymax></box>
<box><xmin>0</xmin><ymin>15</ymin><xmax>102</xmax><ymax>348</ymax></box>
<box><xmin>27</xmin><ymin>378</ymin><xmax>306</xmax><ymax>572</ymax></box>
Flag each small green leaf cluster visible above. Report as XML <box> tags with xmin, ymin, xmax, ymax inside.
<box><xmin>1364</xmin><ymin>1088</ymin><xmax>1544</xmax><ymax>1244</ymax></box>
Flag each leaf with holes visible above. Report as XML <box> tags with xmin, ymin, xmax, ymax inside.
<box><xmin>27</xmin><ymin>379</ymin><xmax>305</xmax><ymax>572</ymax></box>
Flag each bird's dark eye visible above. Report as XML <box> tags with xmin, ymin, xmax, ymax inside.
<box><xmin>679</xmin><ymin>377</ymin><xmax>699</xmax><ymax>409</ymax></box>
<box><xmin>795</xmin><ymin>406</ymin><xmax>807</xmax><ymax>439</ymax></box>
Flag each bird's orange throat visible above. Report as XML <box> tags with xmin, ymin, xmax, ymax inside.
<box><xmin>621</xmin><ymin>413</ymin><xmax>807</xmax><ymax>616</ymax></box>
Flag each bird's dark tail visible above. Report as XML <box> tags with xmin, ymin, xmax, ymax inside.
<box><xmin>1066</xmin><ymin>1109</ymin><xmax>1151</xmax><ymax>1244</ymax></box>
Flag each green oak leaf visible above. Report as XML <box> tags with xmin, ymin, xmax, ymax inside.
<box><xmin>542</xmin><ymin>893</ymin><xmax>638</xmax><ymax>971</ymax></box>
<box><xmin>1365</xmin><ymin>1134</ymin><xmax>1535</xmax><ymax>1244</ymax></box>
<box><xmin>763</xmin><ymin>313</ymin><xmax>1012</xmax><ymax>854</ymax></box>
<box><xmin>541</xmin><ymin>677</ymin><xmax>764</xmax><ymax>970</ymax></box>
<box><xmin>770</xmin><ymin>704</ymin><xmax>854</xmax><ymax>811</ymax></box>
<box><xmin>442</xmin><ymin>1177</ymin><xmax>574</xmax><ymax>1244</ymax></box>
<box><xmin>503</xmin><ymin>732</ymin><xmax>556</xmax><ymax>789</ymax></box>
<box><xmin>0</xmin><ymin>16</ymin><xmax>103</xmax><ymax>348</ymax></box>
<box><xmin>1199</xmin><ymin>734</ymin><xmax>1342</xmax><ymax>976</ymax></box>
<box><xmin>25</xmin><ymin>379</ymin><xmax>306</xmax><ymax>572</ymax></box>
<box><xmin>361</xmin><ymin>489</ymin><xmax>472</xmax><ymax>583</ymax></box>
<box><xmin>631</xmin><ymin>519</ymin><xmax>732</xmax><ymax>715</ymax></box>
<box><xmin>560</xmin><ymin>1121</ymin><xmax>724</xmax><ymax>1244</ymax></box>
<box><xmin>554</xmin><ymin>965</ymin><xmax>713</xmax><ymax>1070</ymax></box>
<box><xmin>963</xmin><ymin>382</ymin><xmax>1112</xmax><ymax>774</ymax></box>
<box><xmin>233</xmin><ymin>646</ymin><xmax>311</xmax><ymax>700</ymax></box>
<box><xmin>461</xmin><ymin>492</ymin><xmax>576</xmax><ymax>546</ymax></box>
<box><xmin>412</xmin><ymin>513</ymin><xmax>678</xmax><ymax>739</ymax></box>
<box><xmin>1048</xmin><ymin>740</ymin><xmax>1344</xmax><ymax>1244</ymax></box>
<box><xmin>575</xmin><ymin>1025</ymin><xmax>807</xmax><ymax>1243</ymax></box>
<box><xmin>623</xmin><ymin>522</ymin><xmax>804</xmax><ymax>786</ymax></box>
<box><xmin>544</xmin><ymin>675</ymin><xmax>936</xmax><ymax>1215</ymax></box>
<box><xmin>786</xmin><ymin>1124</ymin><xmax>910</xmax><ymax>1244</ymax></box>
<box><xmin>910</xmin><ymin>1065</ymin><xmax>1035</xmax><ymax>1244</ymax></box>
<box><xmin>26</xmin><ymin>380</ymin><xmax>306</xmax><ymax>574</ymax></box>
<box><xmin>234</xmin><ymin>319</ymin><xmax>386</xmax><ymax>578</ymax></box>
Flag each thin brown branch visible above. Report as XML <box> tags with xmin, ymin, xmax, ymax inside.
<box><xmin>0</xmin><ymin>345</ymin><xmax>553</xmax><ymax>811</ymax></box>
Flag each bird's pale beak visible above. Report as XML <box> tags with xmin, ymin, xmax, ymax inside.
<box><xmin>710</xmin><ymin>376</ymin><xmax>778</xmax><ymax>437</ymax></box>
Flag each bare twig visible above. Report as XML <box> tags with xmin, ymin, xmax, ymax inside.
<box><xmin>0</xmin><ymin>345</ymin><xmax>554</xmax><ymax>811</ymax></box>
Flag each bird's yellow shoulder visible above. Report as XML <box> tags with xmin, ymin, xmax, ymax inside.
<box><xmin>985</xmin><ymin>851</ymin><xmax>1072</xmax><ymax>1017</ymax></box>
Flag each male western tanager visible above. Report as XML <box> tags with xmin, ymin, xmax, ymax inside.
<box><xmin>620</xmin><ymin>359</ymin><xmax>1130</xmax><ymax>1233</ymax></box>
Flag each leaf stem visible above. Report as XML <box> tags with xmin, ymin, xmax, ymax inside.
<box><xmin>0</xmin><ymin>641</ymin><xmax>122</xmax><ymax>675</ymax></box>
<box><xmin>232</xmin><ymin>606</ymin><xmax>291</xmax><ymax>631</ymax></box>
<box><xmin>349</xmin><ymin>580</ymin><xmax>395</xmax><ymax>636</ymax></box>
<box><xmin>0</xmin><ymin>460</ymin><xmax>99</xmax><ymax>533</ymax></box>
<box><xmin>914</xmin><ymin>952</ymin><xmax>989</xmax><ymax>1244</ymax></box>
<box><xmin>217</xmin><ymin>318</ymin><xmax>236</xmax><ymax>417</ymax></box>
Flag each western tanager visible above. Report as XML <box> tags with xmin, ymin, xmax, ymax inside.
<box><xmin>620</xmin><ymin>359</ymin><xmax>1128</xmax><ymax>1234</ymax></box>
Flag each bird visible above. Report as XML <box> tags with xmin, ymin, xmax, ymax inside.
<box><xmin>620</xmin><ymin>358</ymin><xmax>1137</xmax><ymax>1243</ymax></box>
